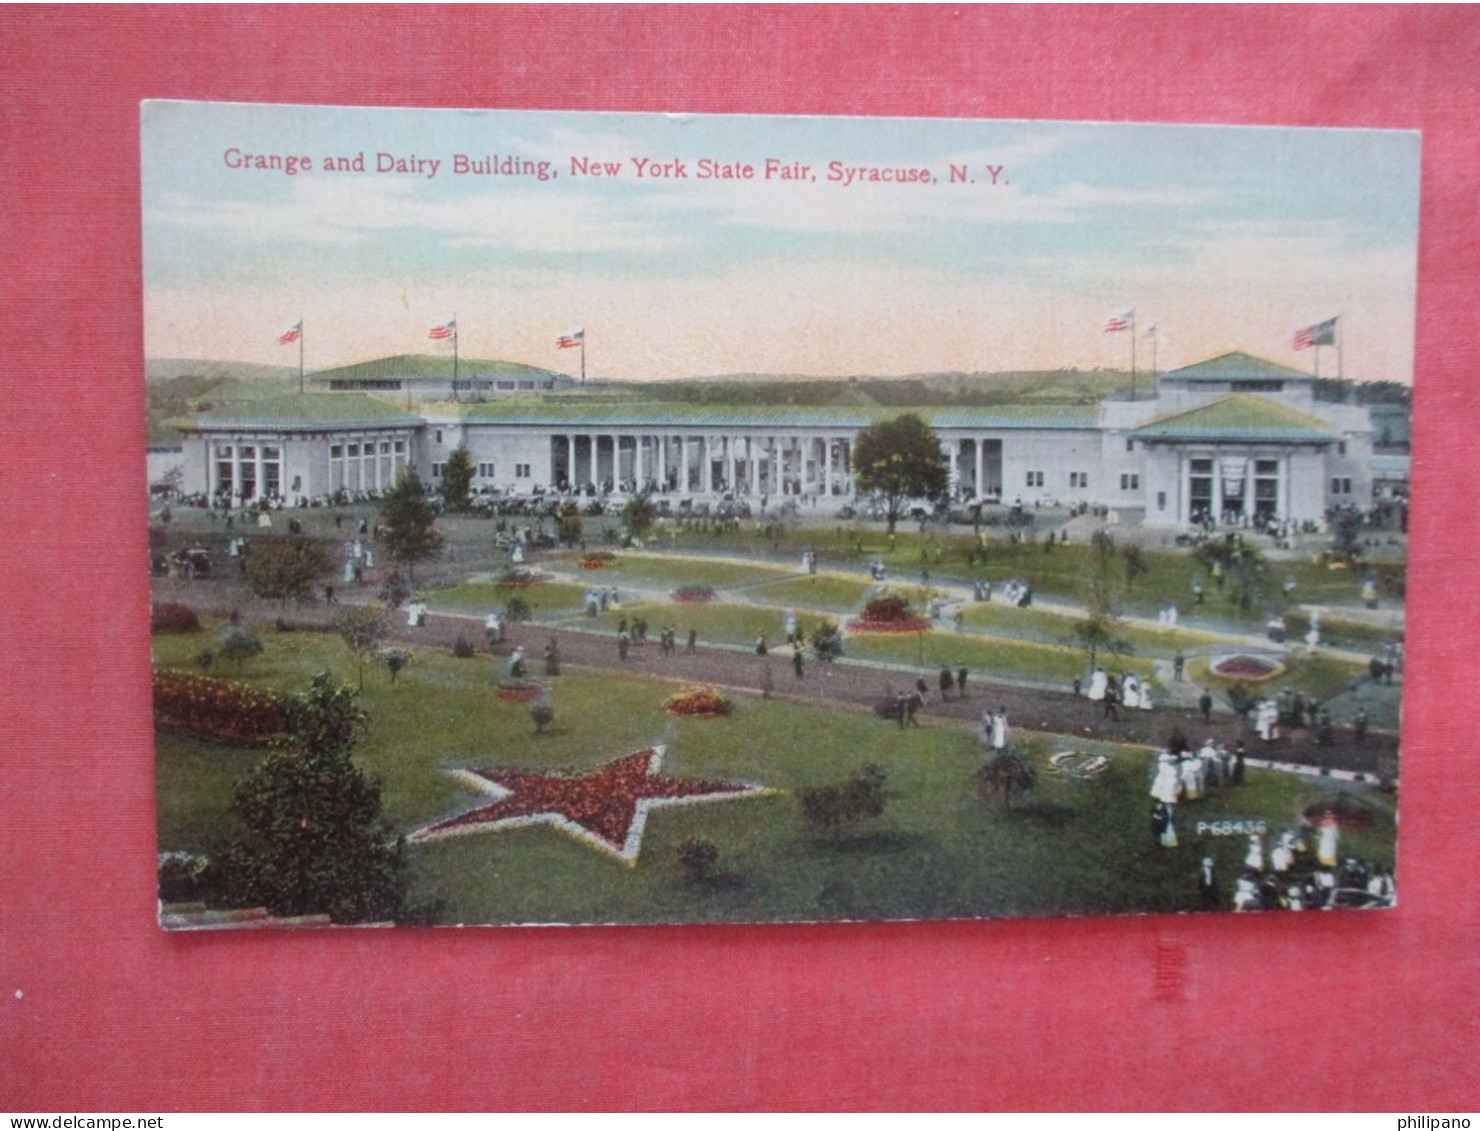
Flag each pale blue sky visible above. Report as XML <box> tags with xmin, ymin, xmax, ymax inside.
<box><xmin>142</xmin><ymin>102</ymin><xmax>1420</xmax><ymax>382</ymax></box>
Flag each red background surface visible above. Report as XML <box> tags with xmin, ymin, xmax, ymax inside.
<box><xmin>3</xmin><ymin>5</ymin><xmax>1477</xmax><ymax>1112</ymax></box>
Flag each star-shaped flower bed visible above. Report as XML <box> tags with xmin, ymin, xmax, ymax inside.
<box><xmin>408</xmin><ymin>747</ymin><xmax>769</xmax><ymax>864</ymax></box>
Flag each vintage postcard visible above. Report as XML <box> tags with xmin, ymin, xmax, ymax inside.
<box><xmin>144</xmin><ymin>102</ymin><xmax>1415</xmax><ymax>928</ymax></box>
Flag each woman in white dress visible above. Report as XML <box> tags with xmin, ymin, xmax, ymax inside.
<box><xmin>1150</xmin><ymin>753</ymin><xmax>1182</xmax><ymax>805</ymax></box>
<box><xmin>1088</xmin><ymin>667</ymin><xmax>1108</xmax><ymax>702</ymax></box>
<box><xmin>1178</xmin><ymin>755</ymin><xmax>1203</xmax><ymax>801</ymax></box>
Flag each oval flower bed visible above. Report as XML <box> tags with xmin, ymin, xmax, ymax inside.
<box><xmin>848</xmin><ymin>593</ymin><xmax>931</xmax><ymax>635</ymax></box>
<box><xmin>496</xmin><ymin>681</ymin><xmax>543</xmax><ymax>703</ymax></box>
<box><xmin>671</xmin><ymin>584</ymin><xmax>715</xmax><ymax>605</ymax></box>
<box><xmin>498</xmin><ymin>569</ymin><xmax>547</xmax><ymax>588</ymax></box>
<box><xmin>1209</xmin><ymin>653</ymin><xmax>1285</xmax><ymax>681</ymax></box>
<box><xmin>665</xmin><ymin>685</ymin><xmax>734</xmax><ymax>718</ymax></box>
<box><xmin>579</xmin><ymin>552</ymin><xmax>616</xmax><ymax>571</ymax></box>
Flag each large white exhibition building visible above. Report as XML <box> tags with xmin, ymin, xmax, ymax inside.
<box><xmin>180</xmin><ymin>351</ymin><xmax>1380</xmax><ymax>528</ymax></box>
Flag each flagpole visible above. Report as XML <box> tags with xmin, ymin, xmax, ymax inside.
<box><xmin>298</xmin><ymin>316</ymin><xmax>304</xmax><ymax>394</ymax></box>
<box><xmin>1336</xmin><ymin>315</ymin><xmax>1343</xmax><ymax>381</ymax></box>
<box><xmin>1130</xmin><ymin>312</ymin><xmax>1137</xmax><ymax>401</ymax></box>
<box><xmin>581</xmin><ymin>337</ymin><xmax>586</xmax><ymax>386</ymax></box>
<box><xmin>453</xmin><ymin>313</ymin><xmax>459</xmax><ymax>402</ymax></box>
<box><xmin>1150</xmin><ymin>329</ymin><xmax>1157</xmax><ymax>379</ymax></box>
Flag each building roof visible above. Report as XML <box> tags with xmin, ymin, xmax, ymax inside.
<box><xmin>311</xmin><ymin>353</ymin><xmax>572</xmax><ymax>384</ymax></box>
<box><xmin>194</xmin><ymin>393</ymin><xmax>423</xmax><ymax>432</ymax></box>
<box><xmin>1159</xmin><ymin>351</ymin><xmax>1313</xmax><ymax>384</ymax></box>
<box><xmin>453</xmin><ymin>402</ymin><xmax>1098</xmax><ymax>430</ymax></box>
<box><xmin>1130</xmin><ymin>394</ymin><xmax>1338</xmax><ymax>443</ymax></box>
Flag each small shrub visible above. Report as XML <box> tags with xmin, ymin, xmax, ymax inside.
<box><xmin>675</xmin><ymin>837</ymin><xmax>720</xmax><ymax>884</ymax></box>
<box><xmin>529</xmin><ymin>695</ymin><xmax>555</xmax><ymax>734</ymax></box>
<box><xmin>800</xmin><ymin>764</ymin><xmax>888</xmax><ymax>832</ymax></box>
<box><xmin>504</xmin><ymin>595</ymin><xmax>533</xmax><ymax>623</ymax></box>
<box><xmin>218</xmin><ymin>625</ymin><xmax>263</xmax><ymax>667</ymax></box>
<box><xmin>451</xmin><ymin>631</ymin><xmax>477</xmax><ymax>659</ymax></box>
<box><xmin>151</xmin><ymin>602</ymin><xmax>200</xmax><ymax>634</ymax></box>
<box><xmin>383</xmin><ymin>649</ymin><xmax>410</xmax><ymax>681</ymax></box>
<box><xmin>812</xmin><ymin>620</ymin><xmax>844</xmax><ymax>662</ymax></box>
<box><xmin>158</xmin><ymin>851</ymin><xmax>214</xmax><ymax>903</ymax></box>
<box><xmin>977</xmin><ymin>753</ymin><xmax>1037</xmax><ymax>809</ymax></box>
<box><xmin>863</xmin><ymin>594</ymin><xmax>911</xmax><ymax>623</ymax></box>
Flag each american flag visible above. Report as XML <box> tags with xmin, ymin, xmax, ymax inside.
<box><xmin>1104</xmin><ymin>310</ymin><xmax>1134</xmax><ymax>333</ymax></box>
<box><xmin>277</xmin><ymin>320</ymin><xmax>302</xmax><ymax>346</ymax></box>
<box><xmin>556</xmin><ymin>328</ymin><xmax>585</xmax><ymax>350</ymax></box>
<box><xmin>428</xmin><ymin>318</ymin><xmax>457</xmax><ymax>341</ymax></box>
<box><xmin>1293</xmin><ymin>317</ymin><xmax>1337</xmax><ymax>351</ymax></box>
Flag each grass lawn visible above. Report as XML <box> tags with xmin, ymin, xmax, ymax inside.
<box><xmin>843</xmin><ymin>629</ymin><xmax>1156</xmax><ymax>688</ymax></box>
<box><xmin>744</xmin><ymin>573</ymin><xmax>874</xmax><ymax>612</ymax></box>
<box><xmin>587</xmin><ymin>600</ymin><xmax>835</xmax><ymax>648</ymax></box>
<box><xmin>661</xmin><ymin>523</ymin><xmax>1397</xmax><ymax>627</ymax></box>
<box><xmin>957</xmin><ymin>600</ymin><xmax>1230</xmax><ymax>658</ymax></box>
<box><xmin>153</xmin><ymin>626</ymin><xmax>1397</xmax><ymax>925</ymax></box>
<box><xmin>566</xmin><ymin>554</ymin><xmax>796</xmax><ymax>592</ymax></box>
<box><xmin>421</xmin><ymin>579</ymin><xmax>588</xmax><ymax>620</ymax></box>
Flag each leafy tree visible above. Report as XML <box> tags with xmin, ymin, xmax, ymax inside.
<box><xmin>556</xmin><ymin>500</ymin><xmax>584</xmax><ymax>547</ymax></box>
<box><xmin>213</xmin><ymin>673</ymin><xmax>409</xmax><ymax>924</ymax></box>
<box><xmin>622</xmin><ymin>495</ymin><xmax>658</xmax><ymax>542</ymax></box>
<box><xmin>977</xmin><ymin>752</ymin><xmax>1037</xmax><ymax>809</ymax></box>
<box><xmin>441</xmin><ymin>446</ymin><xmax>475</xmax><ymax>511</ymax></box>
<box><xmin>1073</xmin><ymin>531</ymin><xmax>1131</xmax><ymax>671</ymax></box>
<box><xmin>336</xmin><ymin>606</ymin><xmax>388</xmax><ymax>691</ymax></box>
<box><xmin>378</xmin><ymin>469</ymin><xmax>443</xmax><ymax>581</ymax></box>
<box><xmin>851</xmin><ymin>413</ymin><xmax>949</xmax><ymax>533</ymax></box>
<box><xmin>218</xmin><ymin>625</ymin><xmax>264</xmax><ymax>668</ymax></box>
<box><xmin>1122</xmin><ymin>544</ymin><xmax>1149</xmax><ymax>592</ymax></box>
<box><xmin>242</xmin><ymin>536</ymin><xmax>333</xmax><ymax>606</ymax></box>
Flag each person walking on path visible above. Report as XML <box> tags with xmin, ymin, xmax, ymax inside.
<box><xmin>617</xmin><ymin>631</ymin><xmax>630</xmax><ymax>661</ymax></box>
<box><xmin>1198</xmin><ymin>688</ymin><xmax>1214</xmax><ymax>723</ymax></box>
<box><xmin>939</xmin><ymin>667</ymin><xmax>953</xmax><ymax>701</ymax></box>
<box><xmin>792</xmin><ymin>643</ymin><xmax>805</xmax><ymax>680</ymax></box>
<box><xmin>957</xmin><ymin>666</ymin><xmax>968</xmax><ymax>698</ymax></box>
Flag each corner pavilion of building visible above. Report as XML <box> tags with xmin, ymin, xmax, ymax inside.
<box><xmin>182</xmin><ymin>351</ymin><xmax>1379</xmax><ymax>528</ymax></box>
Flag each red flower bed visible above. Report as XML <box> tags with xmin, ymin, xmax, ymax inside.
<box><xmin>847</xmin><ymin>617</ymin><xmax>933</xmax><ymax>634</ymax></box>
<box><xmin>862</xmin><ymin>594</ymin><xmax>912</xmax><ymax>623</ymax></box>
<box><xmin>671</xmin><ymin>585</ymin><xmax>715</xmax><ymax>605</ymax></box>
<box><xmin>1210</xmin><ymin>654</ymin><xmax>1281</xmax><ymax>679</ymax></box>
<box><xmin>152</xmin><ymin>669</ymin><xmax>292</xmax><ymax>746</ymax></box>
<box><xmin>498</xmin><ymin>569</ymin><xmax>546</xmax><ymax>588</ymax></box>
<box><xmin>579</xmin><ymin>557</ymin><xmax>614</xmax><ymax>571</ymax></box>
<box><xmin>665</xmin><ymin>686</ymin><xmax>734</xmax><ymax>718</ymax></box>
<box><xmin>496</xmin><ymin>681</ymin><xmax>543</xmax><ymax>702</ymax></box>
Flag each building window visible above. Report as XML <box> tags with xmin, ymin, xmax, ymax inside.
<box><xmin>1331</xmin><ymin>477</ymin><xmax>1353</xmax><ymax>495</ymax></box>
<box><xmin>1189</xmin><ymin>458</ymin><xmax>1214</xmax><ymax>522</ymax></box>
<box><xmin>1338</xmin><ymin>441</ymin><xmax>1347</xmax><ymax>456</ymax></box>
<box><xmin>1125</xmin><ymin>438</ymin><xmax>1135</xmax><ymax>453</ymax></box>
<box><xmin>1120</xmin><ymin>473</ymin><xmax>1140</xmax><ymax>491</ymax></box>
<box><xmin>432</xmin><ymin>462</ymin><xmax>445</xmax><ymax>479</ymax></box>
<box><xmin>435</xmin><ymin>429</ymin><xmax>443</xmax><ymax>445</ymax></box>
<box><xmin>497</xmin><ymin>381</ymin><xmax>515</xmax><ymax>391</ymax></box>
<box><xmin>515</xmin><ymin>463</ymin><xmax>532</xmax><ymax>479</ymax></box>
<box><xmin>1157</xmin><ymin>491</ymin><xmax>1167</xmax><ymax>511</ymax></box>
<box><xmin>478</xmin><ymin>463</ymin><xmax>496</xmax><ymax>478</ymax></box>
<box><xmin>518</xmin><ymin>381</ymin><xmax>535</xmax><ymax>390</ymax></box>
<box><xmin>1025</xmin><ymin>470</ymin><xmax>1043</xmax><ymax>488</ymax></box>
<box><xmin>1069</xmin><ymin>472</ymin><xmax>1088</xmax><ymax>489</ymax></box>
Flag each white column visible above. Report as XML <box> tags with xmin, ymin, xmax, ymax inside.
<box><xmin>976</xmin><ymin>439</ymin><xmax>985</xmax><ymax>499</ymax></box>
<box><xmin>822</xmin><ymin>436</ymin><xmax>832</xmax><ymax>496</ymax></box>
<box><xmin>702</xmin><ymin>435</ymin><xmax>713</xmax><ymax>494</ymax></box>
